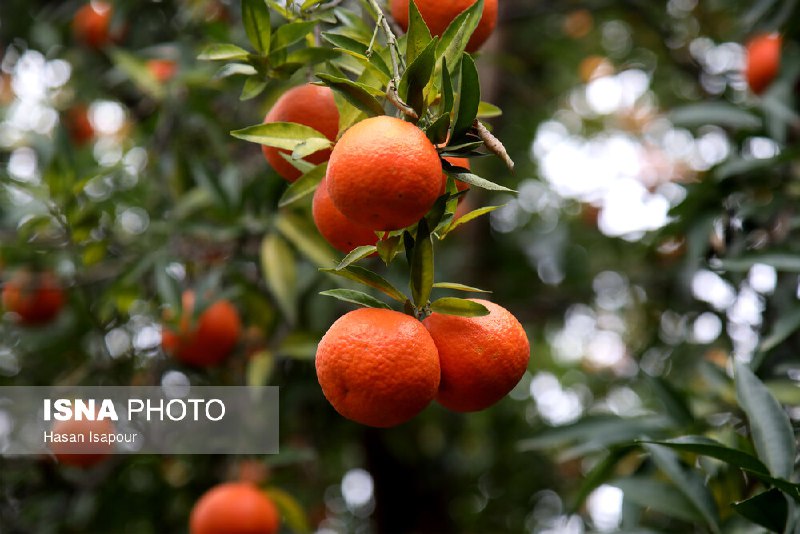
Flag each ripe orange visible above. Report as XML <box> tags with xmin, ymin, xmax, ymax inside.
<box><xmin>262</xmin><ymin>84</ymin><xmax>339</xmax><ymax>182</ymax></box>
<box><xmin>312</xmin><ymin>176</ymin><xmax>379</xmax><ymax>254</ymax></box>
<box><xmin>147</xmin><ymin>59</ymin><xmax>178</xmax><ymax>83</ymax></box>
<box><xmin>2</xmin><ymin>271</ymin><xmax>64</xmax><ymax>326</ymax></box>
<box><xmin>72</xmin><ymin>2</ymin><xmax>113</xmax><ymax>49</ymax></box>
<box><xmin>49</xmin><ymin>417</ymin><xmax>115</xmax><ymax>468</ymax></box>
<box><xmin>161</xmin><ymin>291</ymin><xmax>241</xmax><ymax>367</ymax></box>
<box><xmin>440</xmin><ymin>156</ymin><xmax>471</xmax><ymax>197</ymax></box>
<box><xmin>745</xmin><ymin>33</ymin><xmax>782</xmax><ymax>95</ymax></box>
<box><xmin>190</xmin><ymin>482</ymin><xmax>280</xmax><ymax>534</ymax></box>
<box><xmin>316</xmin><ymin>308</ymin><xmax>440</xmax><ymax>427</ymax></box>
<box><xmin>326</xmin><ymin>116</ymin><xmax>442</xmax><ymax>231</ymax></box>
<box><xmin>65</xmin><ymin>105</ymin><xmax>95</xmax><ymax>145</ymax></box>
<box><xmin>390</xmin><ymin>0</ymin><xmax>498</xmax><ymax>53</ymax></box>
<box><xmin>423</xmin><ymin>299</ymin><xmax>530</xmax><ymax>412</ymax></box>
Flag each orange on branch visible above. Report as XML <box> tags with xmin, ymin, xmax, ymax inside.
<box><xmin>423</xmin><ymin>299</ymin><xmax>530</xmax><ymax>412</ymax></box>
<box><xmin>190</xmin><ymin>482</ymin><xmax>280</xmax><ymax>534</ymax></box>
<box><xmin>326</xmin><ymin>116</ymin><xmax>442</xmax><ymax>231</ymax></box>
<box><xmin>315</xmin><ymin>308</ymin><xmax>440</xmax><ymax>427</ymax></box>
<box><xmin>262</xmin><ymin>84</ymin><xmax>339</xmax><ymax>182</ymax></box>
<box><xmin>390</xmin><ymin>0</ymin><xmax>498</xmax><ymax>53</ymax></box>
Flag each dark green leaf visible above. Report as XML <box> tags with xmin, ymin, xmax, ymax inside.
<box><xmin>641</xmin><ymin>436</ymin><xmax>769</xmax><ymax>476</ymax></box>
<box><xmin>425</xmin><ymin>114</ymin><xmax>451</xmax><ymax>145</ymax></box>
<box><xmin>732</xmin><ymin>489</ymin><xmax>789</xmax><ymax>533</ymax></box>
<box><xmin>261</xmin><ymin>233</ymin><xmax>297</xmax><ymax>323</ymax></box>
<box><xmin>432</xmin><ymin>282</ymin><xmax>490</xmax><ymax>293</ymax></box>
<box><xmin>399</xmin><ymin>38</ymin><xmax>437</xmax><ymax>116</ymax></box>
<box><xmin>319</xmin><ymin>289</ymin><xmax>391</xmax><ymax>309</ymax></box>
<box><xmin>278</xmin><ymin>163</ymin><xmax>327</xmax><ymax>208</ymax></box>
<box><xmin>452</xmin><ymin>54</ymin><xmax>480</xmax><ymax>140</ymax></box>
<box><xmin>441</xmin><ymin>58</ymin><xmax>454</xmax><ymax>114</ymax></box>
<box><xmin>242</xmin><ymin>0</ymin><xmax>271</xmax><ymax>54</ymax></box>
<box><xmin>321</xmin><ymin>265</ymin><xmax>406</xmax><ymax>302</ymax></box>
<box><xmin>406</xmin><ymin>0</ymin><xmax>433</xmax><ymax>64</ymax></box>
<box><xmin>230</xmin><ymin>122</ymin><xmax>331</xmax><ymax>151</ymax></box>
<box><xmin>336</xmin><ymin>245</ymin><xmax>377</xmax><ymax>269</ymax></box>
<box><xmin>316</xmin><ymin>74</ymin><xmax>385</xmax><ymax>117</ymax></box>
<box><xmin>735</xmin><ymin>362</ymin><xmax>796</xmax><ymax>479</ymax></box>
<box><xmin>429</xmin><ymin>297</ymin><xmax>488</xmax><ymax>317</ymax></box>
<box><xmin>321</xmin><ymin>31</ymin><xmax>369</xmax><ymax>54</ymax></box>
<box><xmin>198</xmin><ymin>43</ymin><xmax>251</xmax><ymax>61</ymax></box>
<box><xmin>410</xmin><ymin>218</ymin><xmax>434</xmax><ymax>308</ymax></box>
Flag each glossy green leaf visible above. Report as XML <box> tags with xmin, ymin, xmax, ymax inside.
<box><xmin>429</xmin><ymin>297</ymin><xmax>488</xmax><ymax>317</ymax></box>
<box><xmin>443</xmin><ymin>164</ymin><xmax>514</xmax><ymax>192</ymax></box>
<box><xmin>377</xmin><ymin>234</ymin><xmax>403</xmax><ymax>265</ymax></box>
<box><xmin>406</xmin><ymin>0</ymin><xmax>433</xmax><ymax>64</ymax></box>
<box><xmin>444</xmin><ymin>205</ymin><xmax>501</xmax><ymax>235</ymax></box>
<box><xmin>319</xmin><ymin>289</ymin><xmax>391</xmax><ymax>309</ymax></box>
<box><xmin>441</xmin><ymin>57</ymin><xmax>454</xmax><ymax>114</ymax></box>
<box><xmin>230</xmin><ymin>122</ymin><xmax>331</xmax><ymax>151</ymax></box>
<box><xmin>242</xmin><ymin>0</ymin><xmax>271</xmax><ymax>54</ymax></box>
<box><xmin>432</xmin><ymin>282</ymin><xmax>490</xmax><ymax>293</ymax></box>
<box><xmin>260</xmin><ymin>233</ymin><xmax>297</xmax><ymax>323</ymax></box>
<box><xmin>452</xmin><ymin>54</ymin><xmax>480</xmax><ymax>140</ymax></box>
<box><xmin>240</xmin><ymin>77</ymin><xmax>268</xmax><ymax>100</ymax></box>
<box><xmin>477</xmin><ymin>101</ymin><xmax>502</xmax><ymax>118</ymax></box>
<box><xmin>291</xmin><ymin>137</ymin><xmax>333</xmax><ymax>160</ymax></box>
<box><xmin>321</xmin><ymin>265</ymin><xmax>406</xmax><ymax>302</ymax></box>
<box><xmin>277</xmin><ymin>164</ymin><xmax>327</xmax><ymax>208</ymax></box>
<box><xmin>301</xmin><ymin>0</ymin><xmax>323</xmax><ymax>9</ymax></box>
<box><xmin>641</xmin><ymin>436</ymin><xmax>769</xmax><ymax>475</ymax></box>
<box><xmin>643</xmin><ymin>444</ymin><xmax>721</xmax><ymax>533</ymax></box>
<box><xmin>271</xmin><ymin>20</ymin><xmax>317</xmax><ymax>51</ymax></box>
<box><xmin>321</xmin><ymin>31</ymin><xmax>369</xmax><ymax>55</ymax></box>
<box><xmin>197</xmin><ymin>43</ymin><xmax>250</xmax><ymax>60</ymax></box>
<box><xmin>275</xmin><ymin>211</ymin><xmax>336</xmax><ymax>268</ymax></box>
<box><xmin>436</xmin><ymin>0</ymin><xmax>483</xmax><ymax>74</ymax></box>
<box><xmin>316</xmin><ymin>74</ymin><xmax>385</xmax><ymax>117</ymax></box>
<box><xmin>399</xmin><ymin>38</ymin><xmax>437</xmax><ymax>116</ymax></box>
<box><xmin>610</xmin><ymin>477</ymin><xmax>706</xmax><ymax>524</ymax></box>
<box><xmin>735</xmin><ymin>362</ymin><xmax>796</xmax><ymax>479</ymax></box>
<box><xmin>410</xmin><ymin>218</ymin><xmax>434</xmax><ymax>308</ymax></box>
<box><xmin>732</xmin><ymin>489</ymin><xmax>789</xmax><ymax>533</ymax></box>
<box><xmin>284</xmin><ymin>47</ymin><xmax>340</xmax><ymax>66</ymax></box>
<box><xmin>336</xmin><ymin>245</ymin><xmax>377</xmax><ymax>269</ymax></box>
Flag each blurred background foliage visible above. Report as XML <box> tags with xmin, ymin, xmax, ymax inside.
<box><xmin>2</xmin><ymin>0</ymin><xmax>800</xmax><ymax>532</ymax></box>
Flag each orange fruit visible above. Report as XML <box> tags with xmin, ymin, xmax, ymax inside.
<box><xmin>2</xmin><ymin>271</ymin><xmax>65</xmax><ymax>326</ymax></box>
<box><xmin>312</xmin><ymin>176</ymin><xmax>379</xmax><ymax>254</ymax></box>
<box><xmin>440</xmin><ymin>156</ymin><xmax>471</xmax><ymax>197</ymax></box>
<box><xmin>326</xmin><ymin>116</ymin><xmax>442</xmax><ymax>231</ymax></box>
<box><xmin>161</xmin><ymin>291</ymin><xmax>241</xmax><ymax>367</ymax></box>
<box><xmin>316</xmin><ymin>308</ymin><xmax>440</xmax><ymax>427</ymax></box>
<box><xmin>262</xmin><ymin>84</ymin><xmax>339</xmax><ymax>182</ymax></box>
<box><xmin>190</xmin><ymin>482</ymin><xmax>280</xmax><ymax>534</ymax></box>
<box><xmin>147</xmin><ymin>59</ymin><xmax>178</xmax><ymax>83</ymax></box>
<box><xmin>72</xmin><ymin>2</ymin><xmax>113</xmax><ymax>49</ymax></box>
<box><xmin>49</xmin><ymin>417</ymin><xmax>115</xmax><ymax>468</ymax></box>
<box><xmin>423</xmin><ymin>299</ymin><xmax>530</xmax><ymax>412</ymax></box>
<box><xmin>65</xmin><ymin>105</ymin><xmax>95</xmax><ymax>145</ymax></box>
<box><xmin>390</xmin><ymin>0</ymin><xmax>498</xmax><ymax>53</ymax></box>
<box><xmin>745</xmin><ymin>33</ymin><xmax>782</xmax><ymax>95</ymax></box>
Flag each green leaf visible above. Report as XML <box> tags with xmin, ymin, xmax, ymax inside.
<box><xmin>278</xmin><ymin>164</ymin><xmax>327</xmax><ymax>208</ymax></box>
<box><xmin>240</xmin><ymin>77</ymin><xmax>268</xmax><ymax>101</ymax></box>
<box><xmin>444</xmin><ymin>204</ymin><xmax>501</xmax><ymax>235</ymax></box>
<box><xmin>301</xmin><ymin>0</ymin><xmax>323</xmax><ymax>10</ymax></box>
<box><xmin>265</xmin><ymin>487</ymin><xmax>312</xmax><ymax>534</ymax></box>
<box><xmin>425</xmin><ymin>114</ymin><xmax>451</xmax><ymax>145</ymax></box>
<box><xmin>242</xmin><ymin>0</ymin><xmax>271</xmax><ymax>54</ymax></box>
<box><xmin>668</xmin><ymin>102</ymin><xmax>762</xmax><ymax>130</ymax></box>
<box><xmin>452</xmin><ymin>54</ymin><xmax>480</xmax><ymax>140</ymax></box>
<box><xmin>197</xmin><ymin>43</ymin><xmax>251</xmax><ymax>61</ymax></box>
<box><xmin>732</xmin><ymin>489</ymin><xmax>789</xmax><ymax>533</ymax></box>
<box><xmin>432</xmin><ymin>282</ymin><xmax>490</xmax><ymax>293</ymax></box>
<box><xmin>444</xmin><ymin>166</ymin><xmax>514</xmax><ymax>192</ymax></box>
<box><xmin>376</xmin><ymin>235</ymin><xmax>403</xmax><ymax>265</ymax></box>
<box><xmin>429</xmin><ymin>297</ymin><xmax>488</xmax><ymax>317</ymax></box>
<box><xmin>278</xmin><ymin>151</ymin><xmax>316</xmax><ymax>174</ymax></box>
<box><xmin>321</xmin><ymin>265</ymin><xmax>406</xmax><ymax>302</ymax></box>
<box><xmin>291</xmin><ymin>137</ymin><xmax>334</xmax><ymax>160</ymax></box>
<box><xmin>406</xmin><ymin>0</ymin><xmax>433</xmax><ymax>64</ymax></box>
<box><xmin>230</xmin><ymin>122</ymin><xmax>331</xmax><ymax>151</ymax></box>
<box><xmin>260</xmin><ymin>233</ymin><xmax>297</xmax><ymax>323</ymax></box>
<box><xmin>759</xmin><ymin>305</ymin><xmax>800</xmax><ymax>354</ymax></box>
<box><xmin>714</xmin><ymin>254</ymin><xmax>800</xmax><ymax>272</ymax></box>
<box><xmin>610</xmin><ymin>477</ymin><xmax>707</xmax><ymax>524</ymax></box>
<box><xmin>321</xmin><ymin>32</ymin><xmax>369</xmax><ymax>54</ymax></box>
<box><xmin>441</xmin><ymin>57</ymin><xmax>454</xmax><ymax>114</ymax></box>
<box><xmin>398</xmin><ymin>38</ymin><xmax>437</xmax><ymax>116</ymax></box>
<box><xmin>319</xmin><ymin>289</ymin><xmax>391</xmax><ymax>309</ymax></box>
<box><xmin>275</xmin><ymin>211</ymin><xmax>337</xmax><ymax>267</ymax></box>
<box><xmin>477</xmin><ymin>101</ymin><xmax>502</xmax><ymax>118</ymax></box>
<box><xmin>284</xmin><ymin>47</ymin><xmax>340</xmax><ymax>66</ymax></box>
<box><xmin>336</xmin><ymin>245</ymin><xmax>377</xmax><ymax>269</ymax></box>
<box><xmin>315</xmin><ymin>74</ymin><xmax>385</xmax><ymax>117</ymax></box>
<box><xmin>643</xmin><ymin>444</ymin><xmax>721</xmax><ymax>533</ymax></box>
<box><xmin>410</xmin><ymin>218</ymin><xmax>434</xmax><ymax>308</ymax></box>
<box><xmin>436</xmin><ymin>0</ymin><xmax>483</xmax><ymax>74</ymax></box>
<box><xmin>246</xmin><ymin>350</ymin><xmax>275</xmax><ymax>386</ymax></box>
<box><xmin>735</xmin><ymin>362</ymin><xmax>796</xmax><ymax>479</ymax></box>
<box><xmin>641</xmin><ymin>436</ymin><xmax>770</xmax><ymax>476</ymax></box>
<box><xmin>271</xmin><ymin>20</ymin><xmax>317</xmax><ymax>51</ymax></box>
